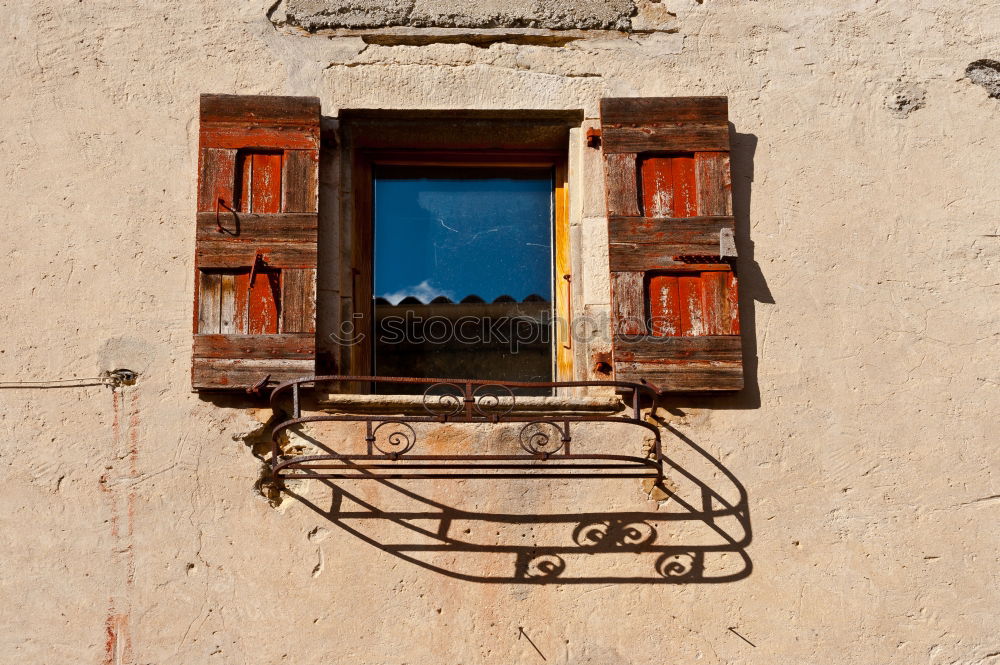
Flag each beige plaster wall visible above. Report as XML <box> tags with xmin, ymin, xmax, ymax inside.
<box><xmin>1</xmin><ymin>1</ymin><xmax>997</xmax><ymax>663</ymax></box>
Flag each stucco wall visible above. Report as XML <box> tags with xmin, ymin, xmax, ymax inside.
<box><xmin>1</xmin><ymin>1</ymin><xmax>998</xmax><ymax>664</ymax></box>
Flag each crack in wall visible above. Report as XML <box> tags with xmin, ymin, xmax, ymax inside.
<box><xmin>357</xmin><ymin>31</ymin><xmax>585</xmax><ymax>47</ymax></box>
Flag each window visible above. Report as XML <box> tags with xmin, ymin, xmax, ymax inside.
<box><xmin>371</xmin><ymin>162</ymin><xmax>555</xmax><ymax>391</ymax></box>
<box><xmin>339</xmin><ymin>112</ymin><xmax>577</xmax><ymax>394</ymax></box>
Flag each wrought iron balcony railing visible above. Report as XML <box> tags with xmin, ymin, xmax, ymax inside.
<box><xmin>268</xmin><ymin>376</ymin><xmax>663</xmax><ymax>482</ymax></box>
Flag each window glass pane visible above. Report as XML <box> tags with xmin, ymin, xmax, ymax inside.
<box><xmin>373</xmin><ymin>165</ymin><xmax>554</xmax><ymax>392</ymax></box>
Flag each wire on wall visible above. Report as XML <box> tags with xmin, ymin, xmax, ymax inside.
<box><xmin>0</xmin><ymin>369</ymin><xmax>137</xmax><ymax>390</ymax></box>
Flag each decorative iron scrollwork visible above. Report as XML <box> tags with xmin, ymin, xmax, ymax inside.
<box><xmin>518</xmin><ymin>421</ymin><xmax>568</xmax><ymax>457</ymax></box>
<box><xmin>472</xmin><ymin>384</ymin><xmax>515</xmax><ymax>419</ymax></box>
<box><xmin>422</xmin><ymin>382</ymin><xmax>465</xmax><ymax>417</ymax></box>
<box><xmin>369</xmin><ymin>421</ymin><xmax>416</xmax><ymax>458</ymax></box>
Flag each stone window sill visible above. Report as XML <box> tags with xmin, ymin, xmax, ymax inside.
<box><xmin>315</xmin><ymin>391</ymin><xmax>628</xmax><ymax>417</ymax></box>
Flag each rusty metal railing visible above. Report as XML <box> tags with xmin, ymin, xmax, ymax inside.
<box><xmin>267</xmin><ymin>376</ymin><xmax>663</xmax><ymax>482</ymax></box>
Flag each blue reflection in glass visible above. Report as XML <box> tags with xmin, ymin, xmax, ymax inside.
<box><xmin>373</xmin><ymin>166</ymin><xmax>554</xmax><ymax>304</ymax></box>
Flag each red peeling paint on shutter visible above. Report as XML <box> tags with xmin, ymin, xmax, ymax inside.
<box><xmin>192</xmin><ymin>94</ymin><xmax>320</xmax><ymax>390</ymax></box>
<box><xmin>601</xmin><ymin>97</ymin><xmax>743</xmax><ymax>392</ymax></box>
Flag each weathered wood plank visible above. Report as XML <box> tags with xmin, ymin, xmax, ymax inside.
<box><xmin>245</xmin><ymin>269</ymin><xmax>280</xmax><ymax>335</ymax></box>
<box><xmin>647</xmin><ymin>270</ymin><xmax>736</xmax><ymax>337</ymax></box>
<box><xmin>678</xmin><ymin>275</ymin><xmax>704</xmax><ymax>336</ymax></box>
<box><xmin>233</xmin><ymin>271</ymin><xmax>247</xmax><ymax>334</ymax></box>
<box><xmin>250</xmin><ymin>152</ymin><xmax>283</xmax><ymax>214</ymax></box>
<box><xmin>613</xmin><ymin>335</ymin><xmax>743</xmax><ymax>391</ymax></box>
<box><xmin>193</xmin><ymin>334</ymin><xmax>315</xmax><ymax>359</ymax></box>
<box><xmin>196</xmin><ymin>242</ymin><xmax>318</xmax><ymax>269</ymax></box>
<box><xmin>671</xmin><ymin>154</ymin><xmax>698</xmax><ymax>218</ymax></box>
<box><xmin>725</xmin><ymin>271</ymin><xmax>740</xmax><ymax>335</ymax></box>
<box><xmin>237</xmin><ymin>150</ymin><xmax>252</xmax><ymax>213</ymax></box>
<box><xmin>648</xmin><ymin>275</ymin><xmax>680</xmax><ymax>337</ymax></box>
<box><xmin>197</xmin><ymin>148</ymin><xmax>237</xmax><ymax>213</ymax></box>
<box><xmin>640</xmin><ymin>156</ymin><xmax>673</xmax><ymax>218</ymax></box>
<box><xmin>281</xmin><ymin>268</ymin><xmax>317</xmax><ymax>334</ymax></box>
<box><xmin>603</xmin><ymin>153</ymin><xmax>640</xmax><ymax>217</ymax></box>
<box><xmin>282</xmin><ymin>150</ymin><xmax>319</xmax><ymax>213</ymax></box>
<box><xmin>607</xmin><ymin>216</ymin><xmax>734</xmax><ymax>246</ymax></box>
<box><xmin>197</xmin><ymin>272</ymin><xmax>222</xmax><ymax>334</ymax></box>
<box><xmin>281</xmin><ymin>269</ymin><xmax>303</xmax><ymax>335</ymax></box>
<box><xmin>200</xmin><ymin>94</ymin><xmax>321</xmax><ymax>127</ymax></box>
<box><xmin>640</xmin><ymin>155</ymin><xmax>697</xmax><ymax>218</ymax></box>
<box><xmin>196</xmin><ymin>212</ymin><xmax>318</xmax><ymax>243</ymax></box>
<box><xmin>219</xmin><ymin>273</ymin><xmax>237</xmax><ymax>334</ymax></box>
<box><xmin>610</xmin><ymin>271</ymin><xmax>645</xmax><ymax>335</ymax></box>
<box><xmin>614</xmin><ymin>361</ymin><xmax>744</xmax><ymax>391</ymax></box>
<box><xmin>602</xmin><ymin>125</ymin><xmax>730</xmax><ymax>154</ymax></box>
<box><xmin>700</xmin><ymin>270</ymin><xmax>726</xmax><ymax>335</ymax></box>
<box><xmin>695</xmin><ymin>152</ymin><xmax>732</xmax><ymax>217</ymax></box>
<box><xmin>235</xmin><ymin>150</ymin><xmax>284</xmax><ymax>213</ymax></box>
<box><xmin>230</xmin><ymin>268</ymin><xmax>280</xmax><ymax>335</ymax></box>
<box><xmin>200</xmin><ymin>126</ymin><xmax>319</xmax><ymax>151</ymax></box>
<box><xmin>614</xmin><ymin>335</ymin><xmax>743</xmax><ymax>362</ymax></box>
<box><xmin>601</xmin><ymin>97</ymin><xmax>728</xmax><ymax>126</ymax></box>
<box><xmin>609</xmin><ymin>242</ymin><xmax>735</xmax><ymax>272</ymax></box>
<box><xmin>192</xmin><ymin>357</ymin><xmax>315</xmax><ymax>390</ymax></box>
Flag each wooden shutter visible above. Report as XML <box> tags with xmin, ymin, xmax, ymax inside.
<box><xmin>192</xmin><ymin>94</ymin><xmax>320</xmax><ymax>390</ymax></box>
<box><xmin>601</xmin><ymin>97</ymin><xmax>743</xmax><ymax>391</ymax></box>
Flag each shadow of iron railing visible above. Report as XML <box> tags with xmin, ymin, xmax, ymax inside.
<box><xmin>278</xmin><ymin>419</ymin><xmax>751</xmax><ymax>585</ymax></box>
